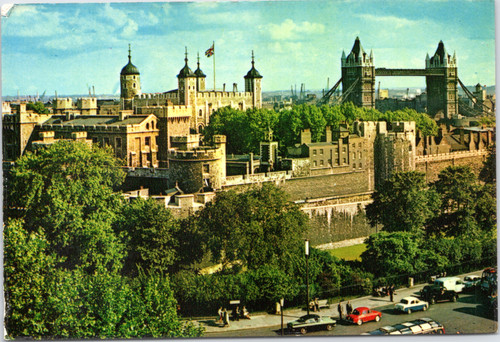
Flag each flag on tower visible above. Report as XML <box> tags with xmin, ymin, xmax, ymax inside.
<box><xmin>205</xmin><ymin>43</ymin><xmax>214</xmax><ymax>57</ymax></box>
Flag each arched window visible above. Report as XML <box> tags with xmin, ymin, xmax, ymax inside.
<box><xmin>146</xmin><ymin>123</ymin><xmax>150</xmax><ymax>129</ymax></box>
<box><xmin>199</xmin><ymin>109</ymin><xmax>203</xmax><ymax>117</ymax></box>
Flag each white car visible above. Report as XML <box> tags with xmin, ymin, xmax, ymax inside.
<box><xmin>394</xmin><ymin>296</ymin><xmax>429</xmax><ymax>314</ymax></box>
<box><xmin>433</xmin><ymin>277</ymin><xmax>465</xmax><ymax>293</ymax></box>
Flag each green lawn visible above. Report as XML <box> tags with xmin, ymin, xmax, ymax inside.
<box><xmin>327</xmin><ymin>243</ymin><xmax>367</xmax><ymax>261</ymax></box>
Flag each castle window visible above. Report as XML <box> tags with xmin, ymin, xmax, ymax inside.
<box><xmin>353</xmin><ymin>163</ymin><xmax>356</xmax><ymax>169</ymax></box>
<box><xmin>328</xmin><ymin>159</ymin><xmax>332</xmax><ymax>166</ymax></box>
<box><xmin>343</xmin><ymin>158</ymin><xmax>346</xmax><ymax>164</ymax></box>
<box><xmin>313</xmin><ymin>161</ymin><xmax>317</xmax><ymax>167</ymax></box>
<box><xmin>145</xmin><ymin>137</ymin><xmax>151</xmax><ymax>146</ymax></box>
<box><xmin>203</xmin><ymin>164</ymin><xmax>210</xmax><ymax>173</ymax></box>
<box><xmin>359</xmin><ymin>152</ymin><xmax>362</xmax><ymax>158</ymax></box>
<box><xmin>116</xmin><ymin>137</ymin><xmax>122</xmax><ymax>148</ymax></box>
<box><xmin>199</xmin><ymin>109</ymin><xmax>203</xmax><ymax>117</ymax></box>
<box><xmin>320</xmin><ymin>160</ymin><xmax>324</xmax><ymax>166</ymax></box>
<box><xmin>133</xmin><ymin>76</ymin><xmax>136</xmax><ymax>80</ymax></box>
<box><xmin>146</xmin><ymin>123</ymin><xmax>150</xmax><ymax>129</ymax></box>
<box><xmin>342</xmin><ymin>147</ymin><xmax>346</xmax><ymax>153</ymax></box>
<box><xmin>359</xmin><ymin>163</ymin><xmax>362</xmax><ymax>169</ymax></box>
<box><xmin>358</xmin><ymin>142</ymin><xmax>362</xmax><ymax>147</ymax></box>
<box><xmin>313</xmin><ymin>149</ymin><xmax>317</xmax><ymax>156</ymax></box>
<box><xmin>320</xmin><ymin>149</ymin><xmax>324</xmax><ymax>155</ymax></box>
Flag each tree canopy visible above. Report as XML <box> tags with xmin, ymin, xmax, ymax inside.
<box><xmin>195</xmin><ymin>183</ymin><xmax>308</xmax><ymax>270</ymax></box>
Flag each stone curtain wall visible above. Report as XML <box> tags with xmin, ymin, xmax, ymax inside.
<box><xmin>415</xmin><ymin>150</ymin><xmax>487</xmax><ymax>182</ymax></box>
<box><xmin>301</xmin><ymin>196</ymin><xmax>375</xmax><ymax>244</ymax></box>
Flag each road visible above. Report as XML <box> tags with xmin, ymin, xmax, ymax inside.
<box><xmin>205</xmin><ymin>290</ymin><xmax>497</xmax><ymax>337</ymax></box>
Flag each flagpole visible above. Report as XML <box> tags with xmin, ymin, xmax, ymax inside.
<box><xmin>213</xmin><ymin>41</ymin><xmax>216</xmax><ymax>91</ymax></box>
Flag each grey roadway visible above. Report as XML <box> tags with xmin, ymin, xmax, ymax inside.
<box><xmin>192</xmin><ymin>270</ymin><xmax>497</xmax><ymax>336</ymax></box>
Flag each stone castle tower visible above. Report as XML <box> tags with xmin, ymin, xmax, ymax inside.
<box><xmin>425</xmin><ymin>41</ymin><xmax>458</xmax><ymax>119</ymax></box>
<box><xmin>244</xmin><ymin>51</ymin><xmax>263</xmax><ymax>108</ymax></box>
<box><xmin>194</xmin><ymin>53</ymin><xmax>207</xmax><ymax>91</ymax></box>
<box><xmin>177</xmin><ymin>48</ymin><xmax>197</xmax><ymax>106</ymax></box>
<box><xmin>120</xmin><ymin>45</ymin><xmax>142</xmax><ymax>110</ymax></box>
<box><xmin>341</xmin><ymin>37</ymin><xmax>375</xmax><ymax>108</ymax></box>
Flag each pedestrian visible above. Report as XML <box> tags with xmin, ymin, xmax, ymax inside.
<box><xmin>346</xmin><ymin>301</ymin><xmax>353</xmax><ymax>316</ymax></box>
<box><xmin>235</xmin><ymin>306</ymin><xmax>240</xmax><ymax>321</ymax></box>
<box><xmin>338</xmin><ymin>301</ymin><xmax>344</xmax><ymax>320</ymax></box>
<box><xmin>223</xmin><ymin>308</ymin><xmax>230</xmax><ymax>327</ymax></box>
<box><xmin>389</xmin><ymin>284</ymin><xmax>395</xmax><ymax>302</ymax></box>
<box><xmin>217</xmin><ymin>306</ymin><xmax>223</xmax><ymax>323</ymax></box>
<box><xmin>314</xmin><ymin>298</ymin><xmax>320</xmax><ymax>312</ymax></box>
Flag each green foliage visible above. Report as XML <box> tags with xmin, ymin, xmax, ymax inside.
<box><xmin>361</xmin><ymin>231</ymin><xmax>425</xmax><ymax>277</ymax></box>
<box><xmin>115</xmin><ymin>198</ymin><xmax>180</xmax><ymax>276</ymax></box>
<box><xmin>8</xmin><ymin>140</ymin><xmax>126</xmax><ymax>272</ymax></box>
<box><xmin>26</xmin><ymin>101</ymin><xmax>49</xmax><ymax>114</ymax></box>
<box><xmin>366</xmin><ymin>171</ymin><xmax>439</xmax><ymax>235</ymax></box>
<box><xmin>196</xmin><ymin>183</ymin><xmax>308</xmax><ymax>270</ymax></box>
<box><xmin>4</xmin><ymin>219</ymin><xmax>59</xmax><ymax>338</ymax></box>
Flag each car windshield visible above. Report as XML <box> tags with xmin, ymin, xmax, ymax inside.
<box><xmin>297</xmin><ymin>315</ymin><xmax>317</xmax><ymax>322</ymax></box>
<box><xmin>465</xmin><ymin>277</ymin><xmax>472</xmax><ymax>281</ymax></box>
<box><xmin>400</xmin><ymin>299</ymin><xmax>409</xmax><ymax>304</ymax></box>
<box><xmin>352</xmin><ymin>309</ymin><xmax>361</xmax><ymax>315</ymax></box>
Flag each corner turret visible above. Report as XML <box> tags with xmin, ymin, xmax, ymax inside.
<box><xmin>177</xmin><ymin>47</ymin><xmax>197</xmax><ymax>105</ymax></box>
<box><xmin>244</xmin><ymin>51</ymin><xmax>263</xmax><ymax>108</ymax></box>
<box><xmin>120</xmin><ymin>44</ymin><xmax>142</xmax><ymax>110</ymax></box>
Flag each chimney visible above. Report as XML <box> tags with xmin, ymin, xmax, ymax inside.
<box><xmin>300</xmin><ymin>129</ymin><xmax>311</xmax><ymax>145</ymax></box>
<box><xmin>325</xmin><ymin>126</ymin><xmax>332</xmax><ymax>143</ymax></box>
<box><xmin>223</xmin><ymin>83</ymin><xmax>226</xmax><ymax>92</ymax></box>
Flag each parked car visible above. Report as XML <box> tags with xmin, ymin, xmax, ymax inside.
<box><xmin>463</xmin><ymin>275</ymin><xmax>481</xmax><ymax>291</ymax></box>
<box><xmin>394</xmin><ymin>296</ymin><xmax>429</xmax><ymax>314</ymax></box>
<box><xmin>433</xmin><ymin>277</ymin><xmax>465</xmax><ymax>293</ymax></box>
<box><xmin>287</xmin><ymin>314</ymin><xmax>336</xmax><ymax>334</ymax></box>
<box><xmin>421</xmin><ymin>285</ymin><xmax>458</xmax><ymax>304</ymax></box>
<box><xmin>362</xmin><ymin>318</ymin><xmax>445</xmax><ymax>335</ymax></box>
<box><xmin>346</xmin><ymin>307</ymin><xmax>382</xmax><ymax>325</ymax></box>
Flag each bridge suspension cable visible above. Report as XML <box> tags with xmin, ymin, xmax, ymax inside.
<box><xmin>320</xmin><ymin>77</ymin><xmax>342</xmax><ymax>104</ymax></box>
<box><xmin>457</xmin><ymin>78</ymin><xmax>492</xmax><ymax>114</ymax></box>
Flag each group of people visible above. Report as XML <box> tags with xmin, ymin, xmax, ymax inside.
<box><xmin>373</xmin><ymin>284</ymin><xmax>396</xmax><ymax>301</ymax></box>
<box><xmin>217</xmin><ymin>306</ymin><xmax>251</xmax><ymax>327</ymax></box>
<box><xmin>337</xmin><ymin>300</ymin><xmax>353</xmax><ymax>320</ymax></box>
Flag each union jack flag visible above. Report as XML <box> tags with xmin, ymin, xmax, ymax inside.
<box><xmin>205</xmin><ymin>44</ymin><xmax>214</xmax><ymax>57</ymax></box>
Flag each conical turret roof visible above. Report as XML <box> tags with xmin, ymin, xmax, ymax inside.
<box><xmin>194</xmin><ymin>54</ymin><xmax>206</xmax><ymax>77</ymax></box>
<box><xmin>177</xmin><ymin>48</ymin><xmax>196</xmax><ymax>78</ymax></box>
<box><xmin>430</xmin><ymin>40</ymin><xmax>450</xmax><ymax>64</ymax></box>
<box><xmin>347</xmin><ymin>36</ymin><xmax>366</xmax><ymax>61</ymax></box>
<box><xmin>121</xmin><ymin>45</ymin><xmax>140</xmax><ymax>75</ymax></box>
<box><xmin>244</xmin><ymin>51</ymin><xmax>263</xmax><ymax>79</ymax></box>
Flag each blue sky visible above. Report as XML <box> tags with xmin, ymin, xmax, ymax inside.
<box><xmin>1</xmin><ymin>0</ymin><xmax>496</xmax><ymax>96</ymax></box>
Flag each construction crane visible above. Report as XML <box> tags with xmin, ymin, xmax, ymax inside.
<box><xmin>319</xmin><ymin>77</ymin><xmax>342</xmax><ymax>104</ymax></box>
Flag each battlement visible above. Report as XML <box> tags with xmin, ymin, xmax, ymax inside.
<box><xmin>168</xmin><ymin>147</ymin><xmax>224</xmax><ymax>161</ymax></box>
<box><xmin>197</xmin><ymin>91</ymin><xmax>253</xmax><ymax>99</ymax></box>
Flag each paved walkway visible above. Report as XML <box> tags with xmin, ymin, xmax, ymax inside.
<box><xmin>196</xmin><ymin>270</ymin><xmax>483</xmax><ymax>333</ymax></box>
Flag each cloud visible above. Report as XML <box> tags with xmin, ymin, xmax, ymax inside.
<box><xmin>355</xmin><ymin>14</ymin><xmax>419</xmax><ymax>29</ymax></box>
<box><xmin>122</xmin><ymin>19</ymin><xmax>139</xmax><ymax>37</ymax></box>
<box><xmin>261</xmin><ymin>19</ymin><xmax>325</xmax><ymax>41</ymax></box>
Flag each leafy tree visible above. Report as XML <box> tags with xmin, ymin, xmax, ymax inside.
<box><xmin>430</xmin><ymin>166</ymin><xmax>479</xmax><ymax>236</ymax></box>
<box><xmin>366</xmin><ymin>171</ymin><xmax>439</xmax><ymax>235</ymax></box>
<box><xmin>196</xmin><ymin>183</ymin><xmax>308</xmax><ymax>271</ymax></box>
<box><xmin>7</xmin><ymin>140</ymin><xmax>126</xmax><ymax>272</ymax></box>
<box><xmin>361</xmin><ymin>231</ymin><xmax>425</xmax><ymax>277</ymax></box>
<box><xmin>115</xmin><ymin>198</ymin><xmax>180</xmax><ymax>276</ymax></box>
<box><xmin>4</xmin><ymin>219</ymin><xmax>59</xmax><ymax>338</ymax></box>
<box><xmin>26</xmin><ymin>101</ymin><xmax>49</xmax><ymax>114</ymax></box>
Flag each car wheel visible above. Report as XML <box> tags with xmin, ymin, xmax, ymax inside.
<box><xmin>326</xmin><ymin>324</ymin><xmax>334</xmax><ymax>331</ymax></box>
<box><xmin>407</xmin><ymin>309</ymin><xmax>412</xmax><ymax>314</ymax></box>
<box><xmin>375</xmin><ymin>315</ymin><xmax>380</xmax><ymax>322</ymax></box>
<box><xmin>357</xmin><ymin>319</ymin><xmax>363</xmax><ymax>326</ymax></box>
<box><xmin>430</xmin><ymin>298</ymin><xmax>436</xmax><ymax>305</ymax></box>
<box><xmin>300</xmin><ymin>327</ymin><xmax>307</xmax><ymax>335</ymax></box>
<box><xmin>423</xmin><ymin>305</ymin><xmax>427</xmax><ymax>311</ymax></box>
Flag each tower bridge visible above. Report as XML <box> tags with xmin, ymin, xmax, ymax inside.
<box><xmin>321</xmin><ymin>37</ymin><xmax>483</xmax><ymax>119</ymax></box>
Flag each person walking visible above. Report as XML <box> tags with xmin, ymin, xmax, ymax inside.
<box><xmin>389</xmin><ymin>284</ymin><xmax>395</xmax><ymax>302</ymax></box>
<box><xmin>223</xmin><ymin>308</ymin><xmax>230</xmax><ymax>327</ymax></box>
<box><xmin>314</xmin><ymin>298</ymin><xmax>320</xmax><ymax>312</ymax></box>
<box><xmin>217</xmin><ymin>307</ymin><xmax>223</xmax><ymax>324</ymax></box>
<box><xmin>338</xmin><ymin>301</ymin><xmax>344</xmax><ymax>320</ymax></box>
<box><xmin>346</xmin><ymin>301</ymin><xmax>353</xmax><ymax>316</ymax></box>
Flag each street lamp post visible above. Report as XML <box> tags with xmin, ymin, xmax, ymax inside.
<box><xmin>280</xmin><ymin>298</ymin><xmax>284</xmax><ymax>336</ymax></box>
<box><xmin>305</xmin><ymin>239</ymin><xmax>310</xmax><ymax>316</ymax></box>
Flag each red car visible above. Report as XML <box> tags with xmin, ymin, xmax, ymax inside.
<box><xmin>346</xmin><ymin>307</ymin><xmax>382</xmax><ymax>325</ymax></box>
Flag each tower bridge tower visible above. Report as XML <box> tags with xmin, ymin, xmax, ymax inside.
<box><xmin>341</xmin><ymin>37</ymin><xmax>375</xmax><ymax>108</ymax></box>
<box><xmin>425</xmin><ymin>41</ymin><xmax>458</xmax><ymax>119</ymax></box>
